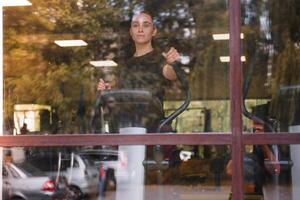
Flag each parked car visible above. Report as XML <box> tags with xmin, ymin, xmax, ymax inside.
<box><xmin>2</xmin><ymin>162</ymin><xmax>67</xmax><ymax>200</ymax></box>
<box><xmin>78</xmin><ymin>147</ymin><xmax>130</xmax><ymax>197</ymax></box>
<box><xmin>26</xmin><ymin>150</ymin><xmax>99</xmax><ymax>199</ymax></box>
<box><xmin>79</xmin><ymin>148</ymin><xmax>129</xmax><ymax>183</ymax></box>
<box><xmin>64</xmin><ymin>153</ymin><xmax>99</xmax><ymax>199</ymax></box>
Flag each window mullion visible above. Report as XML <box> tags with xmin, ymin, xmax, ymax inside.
<box><xmin>229</xmin><ymin>0</ymin><xmax>244</xmax><ymax>200</ymax></box>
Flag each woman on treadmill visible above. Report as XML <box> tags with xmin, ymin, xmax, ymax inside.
<box><xmin>97</xmin><ymin>11</ymin><xmax>181</xmax><ymax>133</ymax></box>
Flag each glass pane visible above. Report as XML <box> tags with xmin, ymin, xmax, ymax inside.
<box><xmin>238</xmin><ymin>144</ymin><xmax>294</xmax><ymax>200</ymax></box>
<box><xmin>3</xmin><ymin>0</ymin><xmax>230</xmax><ymax>135</ymax></box>
<box><xmin>2</xmin><ymin>145</ymin><xmax>231</xmax><ymax>199</ymax></box>
<box><xmin>241</xmin><ymin>1</ymin><xmax>300</xmax><ymax>133</ymax></box>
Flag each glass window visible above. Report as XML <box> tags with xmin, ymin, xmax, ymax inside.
<box><xmin>5</xmin><ymin>0</ymin><xmax>300</xmax><ymax>200</ymax></box>
<box><xmin>241</xmin><ymin>0</ymin><xmax>300</xmax><ymax>133</ymax></box>
<box><xmin>236</xmin><ymin>144</ymin><xmax>293</xmax><ymax>200</ymax></box>
<box><xmin>3</xmin><ymin>145</ymin><xmax>232</xmax><ymax>199</ymax></box>
<box><xmin>3</xmin><ymin>0</ymin><xmax>230</xmax><ymax>135</ymax></box>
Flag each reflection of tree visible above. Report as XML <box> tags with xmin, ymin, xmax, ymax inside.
<box><xmin>4</xmin><ymin>0</ymin><xmax>120</xmax><ymax>133</ymax></box>
<box><xmin>268</xmin><ymin>0</ymin><xmax>300</xmax><ymax>128</ymax></box>
<box><xmin>270</xmin><ymin>40</ymin><xmax>300</xmax><ymax>127</ymax></box>
<box><xmin>4</xmin><ymin>0</ymin><xmax>230</xmax><ymax>133</ymax></box>
<box><xmin>189</xmin><ymin>0</ymin><xmax>229</xmax><ymax>100</ymax></box>
<box><xmin>241</xmin><ymin>0</ymin><xmax>300</xmax><ymax>128</ymax></box>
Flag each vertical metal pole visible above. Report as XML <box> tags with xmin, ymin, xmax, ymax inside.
<box><xmin>68</xmin><ymin>152</ymin><xmax>75</xmax><ymax>184</ymax></box>
<box><xmin>289</xmin><ymin>126</ymin><xmax>300</xmax><ymax>200</ymax></box>
<box><xmin>56</xmin><ymin>152</ymin><xmax>62</xmax><ymax>185</ymax></box>
<box><xmin>229</xmin><ymin>0</ymin><xmax>244</xmax><ymax>200</ymax></box>
<box><xmin>0</xmin><ymin>4</ymin><xmax>3</xmax><ymax>199</ymax></box>
<box><xmin>117</xmin><ymin>127</ymin><xmax>146</xmax><ymax>200</ymax></box>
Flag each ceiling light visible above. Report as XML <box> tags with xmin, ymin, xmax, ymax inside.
<box><xmin>54</xmin><ymin>40</ymin><xmax>87</xmax><ymax>47</ymax></box>
<box><xmin>1</xmin><ymin>0</ymin><xmax>32</xmax><ymax>6</ymax></box>
<box><xmin>213</xmin><ymin>33</ymin><xmax>244</xmax><ymax>40</ymax></box>
<box><xmin>220</xmin><ymin>56</ymin><xmax>246</xmax><ymax>63</ymax></box>
<box><xmin>89</xmin><ymin>60</ymin><xmax>118</xmax><ymax>67</ymax></box>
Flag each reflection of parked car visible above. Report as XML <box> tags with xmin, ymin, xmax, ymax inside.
<box><xmin>78</xmin><ymin>148</ymin><xmax>129</xmax><ymax>198</ymax></box>
<box><xmin>2</xmin><ymin>162</ymin><xmax>67</xmax><ymax>200</ymax></box>
<box><xmin>78</xmin><ymin>148</ymin><xmax>129</xmax><ymax>196</ymax></box>
<box><xmin>79</xmin><ymin>148</ymin><xmax>129</xmax><ymax>183</ymax></box>
<box><xmin>26</xmin><ymin>151</ymin><xmax>99</xmax><ymax>199</ymax></box>
<box><xmin>64</xmin><ymin>153</ymin><xmax>99</xmax><ymax>199</ymax></box>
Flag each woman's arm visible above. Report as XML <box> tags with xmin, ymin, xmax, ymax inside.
<box><xmin>163</xmin><ymin>64</ymin><xmax>177</xmax><ymax>81</ymax></box>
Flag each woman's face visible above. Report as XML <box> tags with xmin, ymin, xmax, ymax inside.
<box><xmin>130</xmin><ymin>13</ymin><xmax>157</xmax><ymax>45</ymax></box>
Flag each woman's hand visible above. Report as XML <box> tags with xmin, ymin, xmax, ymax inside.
<box><xmin>162</xmin><ymin>47</ymin><xmax>181</xmax><ymax>65</ymax></box>
<box><xmin>162</xmin><ymin>47</ymin><xmax>181</xmax><ymax>81</ymax></box>
<box><xmin>254</xmin><ymin>124</ymin><xmax>281</xmax><ymax>175</ymax></box>
<box><xmin>97</xmin><ymin>78</ymin><xmax>112</xmax><ymax>91</ymax></box>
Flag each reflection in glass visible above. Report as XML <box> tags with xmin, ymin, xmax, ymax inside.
<box><xmin>241</xmin><ymin>1</ymin><xmax>300</xmax><ymax>134</ymax></box>
<box><xmin>3</xmin><ymin>144</ymin><xmax>297</xmax><ymax>200</ymax></box>
<box><xmin>3</xmin><ymin>0</ymin><xmax>230</xmax><ymax>134</ymax></box>
<box><xmin>3</xmin><ymin>145</ymin><xmax>231</xmax><ymax>200</ymax></box>
<box><xmin>230</xmin><ymin>144</ymin><xmax>293</xmax><ymax>200</ymax></box>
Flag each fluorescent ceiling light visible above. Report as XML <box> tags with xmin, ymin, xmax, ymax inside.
<box><xmin>213</xmin><ymin>33</ymin><xmax>244</xmax><ymax>40</ymax></box>
<box><xmin>54</xmin><ymin>40</ymin><xmax>87</xmax><ymax>47</ymax></box>
<box><xmin>1</xmin><ymin>0</ymin><xmax>32</xmax><ymax>6</ymax></box>
<box><xmin>220</xmin><ymin>56</ymin><xmax>246</xmax><ymax>63</ymax></box>
<box><xmin>90</xmin><ymin>60</ymin><xmax>118</xmax><ymax>67</ymax></box>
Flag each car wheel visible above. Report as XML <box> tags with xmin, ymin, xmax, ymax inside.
<box><xmin>67</xmin><ymin>186</ymin><xmax>84</xmax><ymax>200</ymax></box>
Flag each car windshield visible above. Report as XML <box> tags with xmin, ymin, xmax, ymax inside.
<box><xmin>14</xmin><ymin>162</ymin><xmax>46</xmax><ymax>177</ymax></box>
<box><xmin>80</xmin><ymin>152</ymin><xmax>118</xmax><ymax>166</ymax></box>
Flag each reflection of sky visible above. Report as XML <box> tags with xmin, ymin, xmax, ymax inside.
<box><xmin>243</xmin><ymin>0</ymin><xmax>274</xmax><ymax>87</ymax></box>
<box><xmin>133</xmin><ymin>3</ymin><xmax>145</xmax><ymax>14</ymax></box>
<box><xmin>178</xmin><ymin>8</ymin><xmax>186</xmax><ymax>19</ymax></box>
<box><xmin>243</xmin><ymin>0</ymin><xmax>255</xmax><ymax>25</ymax></box>
<box><xmin>181</xmin><ymin>55</ymin><xmax>190</xmax><ymax>65</ymax></box>
<box><xmin>260</xmin><ymin>12</ymin><xmax>271</xmax><ymax>40</ymax></box>
<box><xmin>244</xmin><ymin>0</ymin><xmax>271</xmax><ymax>40</ymax></box>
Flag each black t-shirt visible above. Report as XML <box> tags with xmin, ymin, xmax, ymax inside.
<box><xmin>118</xmin><ymin>50</ymin><xmax>168</xmax><ymax>103</ymax></box>
<box><xmin>110</xmin><ymin>50</ymin><xmax>170</xmax><ymax>132</ymax></box>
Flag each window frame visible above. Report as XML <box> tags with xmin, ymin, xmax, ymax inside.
<box><xmin>1</xmin><ymin>1</ymin><xmax>300</xmax><ymax>200</ymax></box>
